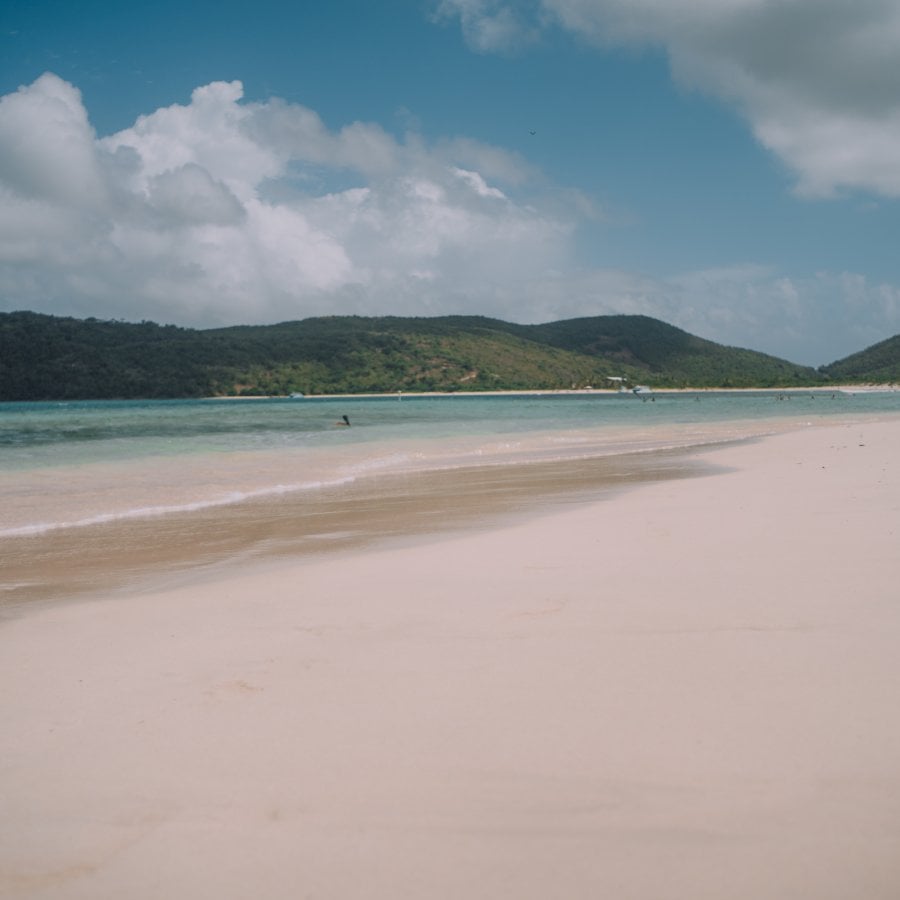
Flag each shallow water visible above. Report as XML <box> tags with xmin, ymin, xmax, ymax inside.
<box><xmin>2</xmin><ymin>390</ymin><xmax>898</xmax><ymax>607</ymax></box>
<box><xmin>4</xmin><ymin>390</ymin><xmax>896</xmax><ymax>535</ymax></box>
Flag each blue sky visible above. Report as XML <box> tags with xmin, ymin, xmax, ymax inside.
<box><xmin>2</xmin><ymin>0</ymin><xmax>900</xmax><ymax>365</ymax></box>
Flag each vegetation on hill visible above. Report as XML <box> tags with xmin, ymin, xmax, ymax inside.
<box><xmin>515</xmin><ymin>315</ymin><xmax>817</xmax><ymax>388</ymax></box>
<box><xmin>0</xmin><ymin>309</ymin><xmax>850</xmax><ymax>401</ymax></box>
<box><xmin>819</xmin><ymin>335</ymin><xmax>900</xmax><ymax>384</ymax></box>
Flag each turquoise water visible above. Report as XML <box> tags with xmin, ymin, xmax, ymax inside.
<box><xmin>1</xmin><ymin>390</ymin><xmax>899</xmax><ymax>538</ymax></box>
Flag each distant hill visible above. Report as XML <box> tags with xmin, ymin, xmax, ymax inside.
<box><xmin>0</xmin><ymin>310</ymin><xmax>829</xmax><ymax>400</ymax></box>
<box><xmin>819</xmin><ymin>334</ymin><xmax>900</xmax><ymax>384</ymax></box>
<box><xmin>513</xmin><ymin>315</ymin><xmax>817</xmax><ymax>388</ymax></box>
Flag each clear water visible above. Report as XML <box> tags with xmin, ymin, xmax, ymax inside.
<box><xmin>2</xmin><ymin>389</ymin><xmax>898</xmax><ymax>539</ymax></box>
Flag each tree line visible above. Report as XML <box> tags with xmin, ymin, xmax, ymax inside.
<box><xmin>2</xmin><ymin>310</ymin><xmax>886</xmax><ymax>401</ymax></box>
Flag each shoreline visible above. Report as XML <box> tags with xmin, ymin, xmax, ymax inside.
<box><xmin>11</xmin><ymin>392</ymin><xmax>893</xmax><ymax>609</ymax></box>
<box><xmin>3</xmin><ymin>400</ymin><xmax>898</xmax><ymax>612</ymax></box>
<box><xmin>208</xmin><ymin>383</ymin><xmax>899</xmax><ymax>400</ymax></box>
<box><xmin>2</xmin><ymin>419</ymin><xmax>900</xmax><ymax>898</ymax></box>
<box><xmin>1</xmin><ymin>442</ymin><xmax>714</xmax><ymax>614</ymax></box>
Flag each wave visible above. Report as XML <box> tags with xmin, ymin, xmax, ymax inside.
<box><xmin>0</xmin><ymin>475</ymin><xmax>358</xmax><ymax>539</ymax></box>
<box><xmin>0</xmin><ymin>422</ymin><xmax>787</xmax><ymax>540</ymax></box>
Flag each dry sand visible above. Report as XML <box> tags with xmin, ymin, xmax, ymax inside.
<box><xmin>1</xmin><ymin>420</ymin><xmax>899</xmax><ymax>899</ymax></box>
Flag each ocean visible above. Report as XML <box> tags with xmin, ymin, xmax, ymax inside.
<box><xmin>2</xmin><ymin>389</ymin><xmax>898</xmax><ymax>607</ymax></box>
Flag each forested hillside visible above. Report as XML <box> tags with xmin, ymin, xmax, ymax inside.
<box><xmin>0</xmin><ymin>310</ymin><xmax>836</xmax><ymax>400</ymax></box>
<box><xmin>819</xmin><ymin>335</ymin><xmax>900</xmax><ymax>384</ymax></box>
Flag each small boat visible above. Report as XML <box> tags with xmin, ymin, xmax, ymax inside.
<box><xmin>632</xmin><ymin>385</ymin><xmax>653</xmax><ymax>395</ymax></box>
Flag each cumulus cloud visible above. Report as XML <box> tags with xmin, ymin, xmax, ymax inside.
<box><xmin>0</xmin><ymin>73</ymin><xmax>571</xmax><ymax>327</ymax></box>
<box><xmin>0</xmin><ymin>73</ymin><xmax>107</xmax><ymax>209</ymax></box>
<box><xmin>437</xmin><ymin>0</ymin><xmax>900</xmax><ymax>198</ymax></box>
<box><xmin>146</xmin><ymin>164</ymin><xmax>245</xmax><ymax>226</ymax></box>
<box><xmin>1</xmin><ymin>71</ymin><xmax>899</xmax><ymax>365</ymax></box>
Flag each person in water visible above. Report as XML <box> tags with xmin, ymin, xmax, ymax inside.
<box><xmin>336</xmin><ymin>415</ymin><xmax>351</xmax><ymax>426</ymax></box>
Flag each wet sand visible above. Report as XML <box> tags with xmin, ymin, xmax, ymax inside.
<box><xmin>1</xmin><ymin>446</ymin><xmax>705</xmax><ymax>612</ymax></box>
<box><xmin>1</xmin><ymin>420</ymin><xmax>899</xmax><ymax>899</ymax></box>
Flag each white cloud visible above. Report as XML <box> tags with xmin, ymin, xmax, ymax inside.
<box><xmin>452</xmin><ymin>167</ymin><xmax>507</xmax><ymax>199</ymax></box>
<box><xmin>103</xmin><ymin>81</ymin><xmax>282</xmax><ymax>200</ymax></box>
<box><xmin>146</xmin><ymin>164</ymin><xmax>245</xmax><ymax>226</ymax></box>
<box><xmin>438</xmin><ymin>0</ymin><xmax>900</xmax><ymax>198</ymax></box>
<box><xmin>0</xmin><ymin>73</ymin><xmax>571</xmax><ymax>328</ymax></box>
<box><xmin>1</xmin><ymin>72</ymin><xmax>899</xmax><ymax>365</ymax></box>
<box><xmin>0</xmin><ymin>73</ymin><xmax>107</xmax><ymax>209</ymax></box>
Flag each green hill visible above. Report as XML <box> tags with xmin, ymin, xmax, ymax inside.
<box><xmin>819</xmin><ymin>335</ymin><xmax>900</xmax><ymax>384</ymax></box>
<box><xmin>0</xmin><ymin>310</ymin><xmax>828</xmax><ymax>400</ymax></box>
<box><xmin>516</xmin><ymin>315</ymin><xmax>816</xmax><ymax>388</ymax></box>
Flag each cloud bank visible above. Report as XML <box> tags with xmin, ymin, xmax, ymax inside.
<box><xmin>1</xmin><ymin>68</ymin><xmax>898</xmax><ymax>365</ymax></box>
<box><xmin>438</xmin><ymin>0</ymin><xmax>900</xmax><ymax>198</ymax></box>
<box><xmin>0</xmin><ymin>73</ymin><xmax>570</xmax><ymax>327</ymax></box>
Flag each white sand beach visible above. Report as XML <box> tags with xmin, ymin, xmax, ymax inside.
<box><xmin>2</xmin><ymin>419</ymin><xmax>899</xmax><ymax>899</ymax></box>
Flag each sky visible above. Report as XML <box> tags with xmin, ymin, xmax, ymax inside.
<box><xmin>2</xmin><ymin>0</ymin><xmax>900</xmax><ymax>366</ymax></box>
